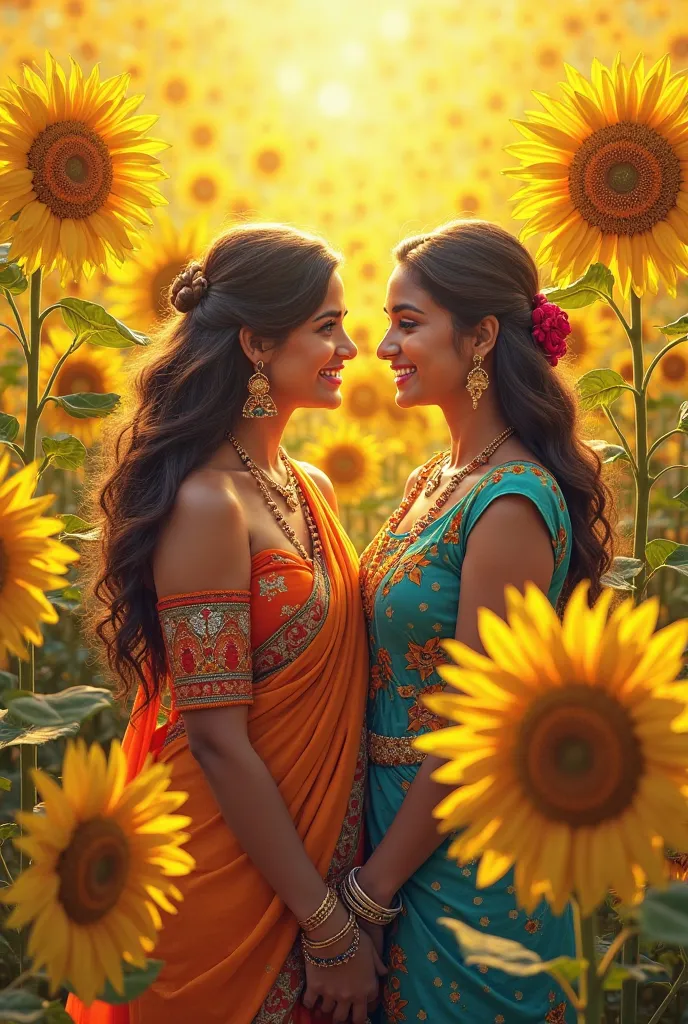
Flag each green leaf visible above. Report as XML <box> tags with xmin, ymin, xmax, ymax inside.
<box><xmin>7</xmin><ymin>686</ymin><xmax>113</xmax><ymax>728</ymax></box>
<box><xmin>0</xmin><ymin>412</ymin><xmax>20</xmax><ymax>443</ymax></box>
<box><xmin>678</xmin><ymin>401</ymin><xmax>688</xmax><ymax>432</ymax></box>
<box><xmin>638</xmin><ymin>882</ymin><xmax>688</xmax><ymax>943</ymax></box>
<box><xmin>60</xmin><ymin>297</ymin><xmax>150</xmax><ymax>349</ymax></box>
<box><xmin>601</xmin><ymin>555</ymin><xmax>645</xmax><ymax>591</ymax></box>
<box><xmin>52</xmin><ymin>392</ymin><xmax>120</xmax><ymax>419</ymax></box>
<box><xmin>41</xmin><ymin>434</ymin><xmax>86</xmax><ymax>470</ymax></box>
<box><xmin>0</xmin><ymin>776</ymin><xmax>11</xmax><ymax>791</ymax></box>
<box><xmin>59</xmin><ymin>514</ymin><xmax>100</xmax><ymax>541</ymax></box>
<box><xmin>0</xmin><ymin>244</ymin><xmax>29</xmax><ymax>296</ymax></box>
<box><xmin>586</xmin><ymin>439</ymin><xmax>629</xmax><ymax>464</ymax></box>
<box><xmin>646</xmin><ymin>538</ymin><xmax>679</xmax><ymax>571</ymax></box>
<box><xmin>674</xmin><ymin>485</ymin><xmax>688</xmax><ymax>508</ymax></box>
<box><xmin>439</xmin><ymin>917</ymin><xmax>585</xmax><ymax>978</ymax></box>
<box><xmin>543</xmin><ymin>263</ymin><xmax>615</xmax><ymax>309</ymax></box>
<box><xmin>46</xmin><ymin>585</ymin><xmax>82</xmax><ymax>612</ymax></box>
<box><xmin>605</xmin><ymin>960</ymin><xmax>667</xmax><ymax>990</ymax></box>
<box><xmin>42</xmin><ymin>1004</ymin><xmax>74</xmax><ymax>1024</ymax></box>
<box><xmin>0</xmin><ymin>990</ymin><xmax>47</xmax><ymax>1023</ymax></box>
<box><xmin>576</xmin><ymin>368</ymin><xmax>627</xmax><ymax>412</ymax></box>
<box><xmin>0</xmin><ymin>822</ymin><xmax>19</xmax><ymax>841</ymax></box>
<box><xmin>0</xmin><ymin>708</ymin><xmax>79</xmax><ymax>749</ymax></box>
<box><xmin>657</xmin><ymin>314</ymin><xmax>688</xmax><ymax>338</ymax></box>
<box><xmin>97</xmin><ymin>959</ymin><xmax>165</xmax><ymax>1005</ymax></box>
<box><xmin>0</xmin><ymin>671</ymin><xmax>18</xmax><ymax>691</ymax></box>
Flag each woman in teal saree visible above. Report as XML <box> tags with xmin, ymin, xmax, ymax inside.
<box><xmin>356</xmin><ymin>220</ymin><xmax>614</xmax><ymax>1023</ymax></box>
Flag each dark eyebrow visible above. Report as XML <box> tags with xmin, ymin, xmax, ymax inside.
<box><xmin>312</xmin><ymin>309</ymin><xmax>342</xmax><ymax>322</ymax></box>
<box><xmin>383</xmin><ymin>303</ymin><xmax>426</xmax><ymax>315</ymax></box>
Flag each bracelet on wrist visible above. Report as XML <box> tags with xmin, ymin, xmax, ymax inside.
<box><xmin>302</xmin><ymin>910</ymin><xmax>356</xmax><ymax>951</ymax></box>
<box><xmin>302</xmin><ymin>924</ymin><xmax>360</xmax><ymax>968</ymax></box>
<box><xmin>298</xmin><ymin>886</ymin><xmax>338</xmax><ymax>933</ymax></box>
<box><xmin>340</xmin><ymin>867</ymin><xmax>402</xmax><ymax>926</ymax></box>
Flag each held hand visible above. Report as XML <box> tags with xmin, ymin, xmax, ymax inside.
<box><xmin>302</xmin><ymin>927</ymin><xmax>380</xmax><ymax>1024</ymax></box>
<box><xmin>358</xmin><ymin>918</ymin><xmax>386</xmax><ymax>968</ymax></box>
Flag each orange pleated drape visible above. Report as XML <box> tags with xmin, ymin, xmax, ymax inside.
<box><xmin>67</xmin><ymin>464</ymin><xmax>368</xmax><ymax>1024</ymax></box>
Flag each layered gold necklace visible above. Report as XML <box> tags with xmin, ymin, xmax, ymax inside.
<box><xmin>226</xmin><ymin>434</ymin><xmax>321</xmax><ymax>564</ymax></box>
<box><xmin>361</xmin><ymin>427</ymin><xmax>514</xmax><ymax>607</ymax></box>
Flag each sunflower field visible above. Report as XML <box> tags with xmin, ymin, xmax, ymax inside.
<box><xmin>2</xmin><ymin>0</ymin><xmax>688</xmax><ymax>1020</ymax></box>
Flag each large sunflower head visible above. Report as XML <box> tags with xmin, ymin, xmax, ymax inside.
<box><xmin>39</xmin><ymin>325</ymin><xmax>125</xmax><ymax>447</ymax></box>
<box><xmin>506</xmin><ymin>54</ymin><xmax>688</xmax><ymax>296</ymax></box>
<box><xmin>0</xmin><ymin>452</ymin><xmax>78</xmax><ymax>660</ymax></box>
<box><xmin>0</xmin><ymin>53</ymin><xmax>168</xmax><ymax>282</ymax></box>
<box><xmin>1</xmin><ymin>739</ymin><xmax>193</xmax><ymax>1005</ymax></box>
<box><xmin>301</xmin><ymin>422</ymin><xmax>384</xmax><ymax>506</ymax></box>
<box><xmin>416</xmin><ymin>581</ymin><xmax>688</xmax><ymax>916</ymax></box>
<box><xmin>104</xmin><ymin>214</ymin><xmax>209</xmax><ymax>332</ymax></box>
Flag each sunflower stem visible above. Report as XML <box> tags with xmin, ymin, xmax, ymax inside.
<box><xmin>620</xmin><ymin>932</ymin><xmax>640</xmax><ymax>1024</ymax></box>
<box><xmin>629</xmin><ymin>292</ymin><xmax>649</xmax><ymax>604</ymax></box>
<box><xmin>5</xmin><ymin>290</ymin><xmax>29</xmax><ymax>358</ymax></box>
<box><xmin>18</xmin><ymin>269</ymin><xmax>42</xmax><ymax>950</ymax></box>
<box><xmin>648</xmin><ymin>429</ymin><xmax>685</xmax><ymax>462</ymax></box>
<box><xmin>37</xmin><ymin>338</ymin><xmax>80</xmax><ymax>415</ymax></box>
<box><xmin>643</xmin><ymin>334</ymin><xmax>688</xmax><ymax>392</ymax></box>
<box><xmin>646</xmin><ymin>955</ymin><xmax>688</xmax><ymax>1024</ymax></box>
<box><xmin>580</xmin><ymin>910</ymin><xmax>603</xmax><ymax>1023</ymax></box>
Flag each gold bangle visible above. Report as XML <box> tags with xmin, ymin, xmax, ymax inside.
<box><xmin>341</xmin><ymin>868</ymin><xmax>402</xmax><ymax>925</ymax></box>
<box><xmin>302</xmin><ymin>910</ymin><xmax>356</xmax><ymax>951</ymax></box>
<box><xmin>298</xmin><ymin>886</ymin><xmax>338</xmax><ymax>933</ymax></box>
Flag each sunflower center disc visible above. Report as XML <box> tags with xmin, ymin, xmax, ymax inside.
<box><xmin>662</xmin><ymin>353</ymin><xmax>687</xmax><ymax>382</ymax></box>
<box><xmin>349</xmin><ymin>383</ymin><xmax>378</xmax><ymax>418</ymax></box>
<box><xmin>0</xmin><ymin>539</ymin><xmax>8</xmax><ymax>592</ymax></box>
<box><xmin>58</xmin><ymin>817</ymin><xmax>130</xmax><ymax>925</ymax></box>
<box><xmin>568</xmin><ymin>121</ymin><xmax>682</xmax><ymax>236</ymax></box>
<box><xmin>328</xmin><ymin>446</ymin><xmax>366</xmax><ymax>484</ymax></box>
<box><xmin>28</xmin><ymin>120</ymin><xmax>114</xmax><ymax>220</ymax></box>
<box><xmin>606</xmin><ymin>162</ymin><xmax>640</xmax><ymax>194</ymax></box>
<box><xmin>58</xmin><ymin>361</ymin><xmax>100</xmax><ymax>396</ymax></box>
<box><xmin>516</xmin><ymin>684</ymin><xmax>644</xmax><ymax>827</ymax></box>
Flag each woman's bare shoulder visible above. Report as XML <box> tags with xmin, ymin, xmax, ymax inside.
<box><xmin>153</xmin><ymin>467</ymin><xmax>251</xmax><ymax>596</ymax></box>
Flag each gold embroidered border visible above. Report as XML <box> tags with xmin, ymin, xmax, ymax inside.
<box><xmin>368</xmin><ymin>731</ymin><xmax>427</xmax><ymax>766</ymax></box>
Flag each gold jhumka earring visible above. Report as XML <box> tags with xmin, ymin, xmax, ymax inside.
<box><xmin>242</xmin><ymin>361</ymin><xmax>278</xmax><ymax>418</ymax></box>
<box><xmin>466</xmin><ymin>353</ymin><xmax>489</xmax><ymax>410</ymax></box>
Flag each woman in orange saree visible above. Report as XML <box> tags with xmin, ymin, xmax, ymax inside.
<box><xmin>66</xmin><ymin>225</ymin><xmax>379</xmax><ymax>1024</ymax></box>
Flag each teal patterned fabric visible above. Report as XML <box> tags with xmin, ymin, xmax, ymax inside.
<box><xmin>362</xmin><ymin>461</ymin><xmax>576</xmax><ymax>1024</ymax></box>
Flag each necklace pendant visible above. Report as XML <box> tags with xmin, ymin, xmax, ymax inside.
<box><xmin>424</xmin><ymin>474</ymin><xmax>442</xmax><ymax>498</ymax></box>
<box><xmin>285</xmin><ymin>494</ymin><xmax>299</xmax><ymax>513</ymax></box>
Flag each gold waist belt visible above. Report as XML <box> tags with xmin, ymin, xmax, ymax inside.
<box><xmin>368</xmin><ymin>731</ymin><xmax>426</xmax><ymax>766</ymax></box>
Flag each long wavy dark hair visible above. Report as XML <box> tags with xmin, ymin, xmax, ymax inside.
<box><xmin>86</xmin><ymin>223</ymin><xmax>341</xmax><ymax>706</ymax></box>
<box><xmin>394</xmin><ymin>219</ymin><xmax>614</xmax><ymax>602</ymax></box>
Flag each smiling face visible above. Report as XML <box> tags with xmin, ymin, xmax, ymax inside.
<box><xmin>256</xmin><ymin>271</ymin><xmax>357</xmax><ymax>412</ymax></box>
<box><xmin>378</xmin><ymin>265</ymin><xmax>474</xmax><ymax>409</ymax></box>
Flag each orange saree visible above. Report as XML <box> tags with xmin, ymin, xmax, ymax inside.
<box><xmin>66</xmin><ymin>464</ymin><xmax>368</xmax><ymax>1024</ymax></box>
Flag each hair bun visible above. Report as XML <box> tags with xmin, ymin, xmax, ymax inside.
<box><xmin>170</xmin><ymin>261</ymin><xmax>208</xmax><ymax>313</ymax></box>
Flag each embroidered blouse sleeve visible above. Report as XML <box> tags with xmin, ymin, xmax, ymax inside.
<box><xmin>441</xmin><ymin>463</ymin><xmax>571</xmax><ymax>586</ymax></box>
<box><xmin>157</xmin><ymin>589</ymin><xmax>253</xmax><ymax>711</ymax></box>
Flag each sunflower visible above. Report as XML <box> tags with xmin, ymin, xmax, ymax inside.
<box><xmin>0</xmin><ymin>53</ymin><xmax>168</xmax><ymax>282</ymax></box>
<box><xmin>505</xmin><ymin>54</ymin><xmax>688</xmax><ymax>296</ymax></box>
<box><xmin>105</xmin><ymin>214</ymin><xmax>209</xmax><ymax>332</ymax></box>
<box><xmin>415</xmin><ymin>581</ymin><xmax>688</xmax><ymax>916</ymax></box>
<box><xmin>248</xmin><ymin>130</ymin><xmax>290</xmax><ymax>181</ymax></box>
<box><xmin>341</xmin><ymin>356</ymin><xmax>392</xmax><ymax>423</ymax></box>
<box><xmin>39</xmin><ymin>325</ymin><xmax>125</xmax><ymax>447</ymax></box>
<box><xmin>175</xmin><ymin>158</ymin><xmax>232</xmax><ymax>212</ymax></box>
<box><xmin>1</xmin><ymin>739</ymin><xmax>193</xmax><ymax>1005</ymax></box>
<box><xmin>451</xmin><ymin>182</ymin><xmax>492</xmax><ymax>219</ymax></box>
<box><xmin>302</xmin><ymin>422</ymin><xmax>383</xmax><ymax>506</ymax></box>
<box><xmin>656</xmin><ymin>346</ymin><xmax>688</xmax><ymax>392</ymax></box>
<box><xmin>0</xmin><ymin>452</ymin><xmax>78</xmax><ymax>660</ymax></box>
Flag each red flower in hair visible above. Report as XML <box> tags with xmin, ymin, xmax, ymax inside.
<box><xmin>531</xmin><ymin>293</ymin><xmax>570</xmax><ymax>367</ymax></box>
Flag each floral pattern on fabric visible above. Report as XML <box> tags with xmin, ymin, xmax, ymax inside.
<box><xmin>157</xmin><ymin>590</ymin><xmax>253</xmax><ymax>711</ymax></box>
<box><xmin>253</xmin><ymin>554</ymin><xmax>329</xmax><ymax>685</ymax></box>
<box><xmin>404</xmin><ymin>637</ymin><xmax>447</xmax><ymax>681</ymax></box>
<box><xmin>382</xmin><ymin>547</ymin><xmax>437</xmax><ymax>598</ymax></box>
<box><xmin>370</xmin><ymin>645</ymin><xmax>394</xmax><ymax>700</ymax></box>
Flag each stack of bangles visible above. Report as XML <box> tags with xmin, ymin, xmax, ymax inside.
<box><xmin>340</xmin><ymin>867</ymin><xmax>403</xmax><ymax>925</ymax></box>
<box><xmin>299</xmin><ymin>887</ymin><xmax>360</xmax><ymax>968</ymax></box>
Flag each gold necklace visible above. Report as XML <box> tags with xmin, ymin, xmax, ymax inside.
<box><xmin>361</xmin><ymin>427</ymin><xmax>514</xmax><ymax>609</ymax></box>
<box><xmin>228</xmin><ymin>435</ymin><xmax>299</xmax><ymax>512</ymax></box>
<box><xmin>226</xmin><ymin>433</ymin><xmax>320</xmax><ymax>563</ymax></box>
